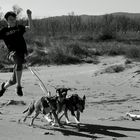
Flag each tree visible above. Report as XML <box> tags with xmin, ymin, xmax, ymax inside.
<box><xmin>12</xmin><ymin>5</ymin><xmax>23</xmax><ymax>19</ymax></box>
<box><xmin>0</xmin><ymin>7</ymin><xmax>3</xmax><ymax>20</ymax></box>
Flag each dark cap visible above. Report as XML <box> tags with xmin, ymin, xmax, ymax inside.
<box><xmin>4</xmin><ymin>11</ymin><xmax>17</xmax><ymax>20</ymax></box>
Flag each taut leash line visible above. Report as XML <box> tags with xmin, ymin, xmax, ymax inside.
<box><xmin>26</xmin><ymin>64</ymin><xmax>49</xmax><ymax>95</ymax></box>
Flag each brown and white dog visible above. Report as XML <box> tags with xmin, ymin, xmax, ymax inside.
<box><xmin>21</xmin><ymin>96</ymin><xmax>61</xmax><ymax>126</ymax></box>
<box><xmin>20</xmin><ymin>88</ymin><xmax>68</xmax><ymax>126</ymax></box>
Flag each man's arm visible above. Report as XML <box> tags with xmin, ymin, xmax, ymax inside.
<box><xmin>25</xmin><ymin>9</ymin><xmax>33</xmax><ymax>32</ymax></box>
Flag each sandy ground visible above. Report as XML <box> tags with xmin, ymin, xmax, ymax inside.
<box><xmin>0</xmin><ymin>56</ymin><xmax>140</xmax><ymax>140</ymax></box>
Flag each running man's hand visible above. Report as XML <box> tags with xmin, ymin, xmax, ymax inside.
<box><xmin>26</xmin><ymin>9</ymin><xmax>32</xmax><ymax>17</ymax></box>
<box><xmin>26</xmin><ymin>9</ymin><xmax>33</xmax><ymax>32</ymax></box>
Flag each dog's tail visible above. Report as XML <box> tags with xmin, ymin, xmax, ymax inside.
<box><xmin>23</xmin><ymin>100</ymin><xmax>35</xmax><ymax>114</ymax></box>
<box><xmin>23</xmin><ymin>108</ymin><xmax>29</xmax><ymax>114</ymax></box>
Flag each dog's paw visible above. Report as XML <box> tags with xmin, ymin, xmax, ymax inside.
<box><xmin>66</xmin><ymin>120</ymin><xmax>71</xmax><ymax>124</ymax></box>
<box><xmin>76</xmin><ymin>121</ymin><xmax>80</xmax><ymax>124</ymax></box>
<box><xmin>59</xmin><ymin>124</ymin><xmax>64</xmax><ymax>128</ymax></box>
<box><xmin>44</xmin><ymin>115</ymin><xmax>54</xmax><ymax>123</ymax></box>
<box><xmin>17</xmin><ymin>119</ymin><xmax>21</xmax><ymax>124</ymax></box>
<box><xmin>50</xmin><ymin>122</ymin><xmax>58</xmax><ymax>126</ymax></box>
<box><xmin>77</xmin><ymin>124</ymin><xmax>80</xmax><ymax>131</ymax></box>
<box><xmin>29</xmin><ymin>123</ymin><xmax>33</xmax><ymax>127</ymax></box>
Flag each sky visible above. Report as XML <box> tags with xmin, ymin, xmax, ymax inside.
<box><xmin>0</xmin><ymin>0</ymin><xmax>140</xmax><ymax>18</ymax></box>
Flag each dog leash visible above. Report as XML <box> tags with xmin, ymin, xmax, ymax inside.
<box><xmin>25</xmin><ymin>64</ymin><xmax>50</xmax><ymax>95</ymax></box>
<box><xmin>26</xmin><ymin>64</ymin><xmax>59</xmax><ymax>111</ymax></box>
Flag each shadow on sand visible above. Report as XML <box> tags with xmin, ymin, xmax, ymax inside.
<box><xmin>33</xmin><ymin>122</ymin><xmax>140</xmax><ymax>139</ymax></box>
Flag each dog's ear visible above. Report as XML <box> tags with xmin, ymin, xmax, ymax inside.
<box><xmin>68</xmin><ymin>88</ymin><xmax>71</xmax><ymax>91</ymax></box>
<box><xmin>47</xmin><ymin>91</ymin><xmax>51</xmax><ymax>97</ymax></box>
<box><xmin>46</xmin><ymin>97</ymin><xmax>50</xmax><ymax>101</ymax></box>
<box><xmin>56</xmin><ymin>89</ymin><xmax>59</xmax><ymax>93</ymax></box>
<box><xmin>83</xmin><ymin>95</ymin><xmax>86</xmax><ymax>101</ymax></box>
<box><xmin>57</xmin><ymin>92</ymin><xmax>62</xmax><ymax>97</ymax></box>
<box><xmin>62</xmin><ymin>92</ymin><xmax>67</xmax><ymax>97</ymax></box>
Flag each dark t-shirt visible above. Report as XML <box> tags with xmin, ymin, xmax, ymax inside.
<box><xmin>0</xmin><ymin>25</ymin><xmax>27</xmax><ymax>54</ymax></box>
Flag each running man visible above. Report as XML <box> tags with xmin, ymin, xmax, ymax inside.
<box><xmin>0</xmin><ymin>9</ymin><xmax>33</xmax><ymax>97</ymax></box>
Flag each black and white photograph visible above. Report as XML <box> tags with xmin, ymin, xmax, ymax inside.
<box><xmin>0</xmin><ymin>0</ymin><xmax>140</xmax><ymax>139</ymax></box>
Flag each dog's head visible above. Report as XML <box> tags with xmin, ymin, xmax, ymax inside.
<box><xmin>45</xmin><ymin>96</ymin><xmax>59</xmax><ymax>111</ymax></box>
<box><xmin>56</xmin><ymin>88</ymin><xmax>70</xmax><ymax>101</ymax></box>
<box><xmin>76</xmin><ymin>95</ymin><xmax>86</xmax><ymax>112</ymax></box>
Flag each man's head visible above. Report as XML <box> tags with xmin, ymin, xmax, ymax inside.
<box><xmin>4</xmin><ymin>11</ymin><xmax>17</xmax><ymax>27</ymax></box>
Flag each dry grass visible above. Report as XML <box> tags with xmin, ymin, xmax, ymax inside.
<box><xmin>1</xmin><ymin>31</ymin><xmax>140</xmax><ymax>67</ymax></box>
<box><xmin>27</xmin><ymin>40</ymin><xmax>99</xmax><ymax>65</ymax></box>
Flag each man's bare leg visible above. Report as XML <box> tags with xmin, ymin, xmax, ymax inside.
<box><xmin>15</xmin><ymin>70</ymin><xmax>22</xmax><ymax>87</ymax></box>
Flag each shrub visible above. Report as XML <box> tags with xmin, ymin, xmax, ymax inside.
<box><xmin>0</xmin><ymin>46</ymin><xmax>9</xmax><ymax>64</ymax></box>
<box><xmin>93</xmin><ymin>42</ymin><xmax>126</xmax><ymax>56</ymax></box>
<box><xmin>48</xmin><ymin>43</ymin><xmax>81</xmax><ymax>64</ymax></box>
<box><xmin>27</xmin><ymin>49</ymin><xmax>49</xmax><ymax>66</ymax></box>
<box><xmin>125</xmin><ymin>46</ymin><xmax>140</xmax><ymax>59</ymax></box>
<box><xmin>105</xmin><ymin>65</ymin><xmax>125</xmax><ymax>73</ymax></box>
<box><xmin>107</xmin><ymin>45</ymin><xmax>125</xmax><ymax>56</ymax></box>
<box><xmin>96</xmin><ymin>28</ymin><xmax>116</xmax><ymax>41</ymax></box>
<box><xmin>78</xmin><ymin>35</ymin><xmax>93</xmax><ymax>42</ymax></box>
<box><xmin>0</xmin><ymin>63</ymin><xmax>4</xmax><ymax>69</ymax></box>
<box><xmin>67</xmin><ymin>42</ymin><xmax>89</xmax><ymax>57</ymax></box>
<box><xmin>25</xmin><ymin>40</ymin><xmax>100</xmax><ymax>65</ymax></box>
<box><xmin>81</xmin><ymin>56</ymin><xmax>99</xmax><ymax>64</ymax></box>
<box><xmin>125</xmin><ymin>59</ymin><xmax>132</xmax><ymax>64</ymax></box>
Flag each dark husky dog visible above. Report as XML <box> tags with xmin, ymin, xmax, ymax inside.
<box><xmin>59</xmin><ymin>94</ymin><xmax>86</xmax><ymax>125</ymax></box>
<box><xmin>43</xmin><ymin>88</ymin><xmax>70</xmax><ymax>124</ymax></box>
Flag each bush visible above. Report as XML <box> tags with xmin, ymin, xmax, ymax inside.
<box><xmin>24</xmin><ymin>40</ymin><xmax>99</xmax><ymax>65</ymax></box>
<box><xmin>107</xmin><ymin>45</ymin><xmax>125</xmax><ymax>56</ymax></box>
<box><xmin>96</xmin><ymin>28</ymin><xmax>116</xmax><ymax>41</ymax></box>
<box><xmin>48</xmin><ymin>43</ymin><xmax>81</xmax><ymax>64</ymax></box>
<box><xmin>125</xmin><ymin>59</ymin><xmax>132</xmax><ymax>64</ymax></box>
<box><xmin>0</xmin><ymin>46</ymin><xmax>9</xmax><ymax>64</ymax></box>
<box><xmin>0</xmin><ymin>64</ymin><xmax>4</xmax><ymax>69</ymax></box>
<box><xmin>92</xmin><ymin>42</ymin><xmax>126</xmax><ymax>56</ymax></box>
<box><xmin>81</xmin><ymin>57</ymin><xmax>99</xmax><ymax>64</ymax></box>
<box><xmin>125</xmin><ymin>46</ymin><xmax>140</xmax><ymax>59</ymax></box>
<box><xmin>67</xmin><ymin>42</ymin><xmax>89</xmax><ymax>57</ymax></box>
<box><xmin>27</xmin><ymin>49</ymin><xmax>49</xmax><ymax>66</ymax></box>
<box><xmin>98</xmin><ymin>34</ymin><xmax>114</xmax><ymax>41</ymax></box>
<box><xmin>105</xmin><ymin>65</ymin><xmax>125</xmax><ymax>73</ymax></box>
<box><xmin>78</xmin><ymin>35</ymin><xmax>93</xmax><ymax>42</ymax></box>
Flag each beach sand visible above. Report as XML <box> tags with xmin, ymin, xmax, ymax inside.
<box><xmin>0</xmin><ymin>56</ymin><xmax>140</xmax><ymax>140</ymax></box>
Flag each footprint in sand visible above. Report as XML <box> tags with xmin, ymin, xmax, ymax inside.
<box><xmin>9</xmin><ymin>119</ymin><xmax>17</xmax><ymax>122</ymax></box>
<box><xmin>61</xmin><ymin>80</ymin><xmax>68</xmax><ymax>83</ymax></box>
<box><xmin>0</xmin><ymin>100</ymin><xmax>26</xmax><ymax>106</ymax></box>
<box><xmin>43</xmin><ymin>132</ymin><xmax>54</xmax><ymax>135</ymax></box>
<box><xmin>48</xmin><ymin>79</ymin><xmax>54</xmax><ymax>83</ymax></box>
<box><xmin>75</xmin><ymin>80</ymin><xmax>81</xmax><ymax>84</ymax></box>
